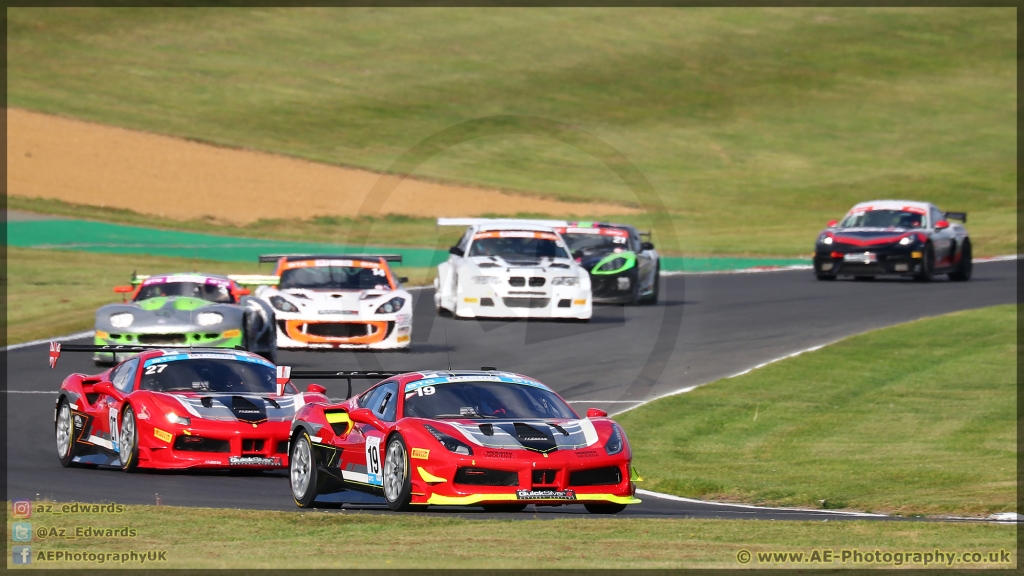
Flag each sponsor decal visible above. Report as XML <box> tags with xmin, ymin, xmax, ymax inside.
<box><xmin>318</xmin><ymin>310</ymin><xmax>347</xmax><ymax>315</ymax></box>
<box><xmin>574</xmin><ymin>450</ymin><xmax>600</xmax><ymax>458</ymax></box>
<box><xmin>142</xmin><ymin>275</ymin><xmax>231</xmax><ymax>287</ymax></box>
<box><xmin>411</xmin><ymin>448</ymin><xmax>430</xmax><ymax>460</ymax></box>
<box><xmin>484</xmin><ymin>450</ymin><xmax>515</xmax><ymax>459</ymax></box>
<box><xmin>136</xmin><ymin>406</ymin><xmax>150</xmax><ymax>421</ymax></box>
<box><xmin>152</xmin><ymin>428</ymin><xmax>172</xmax><ymax>443</ymax></box>
<box><xmin>474</xmin><ymin>231</ymin><xmax>560</xmax><ymax>241</ymax></box>
<box><xmin>843</xmin><ymin>252</ymin><xmax>877</xmax><ymax>264</ymax></box>
<box><xmin>516</xmin><ymin>489</ymin><xmax>577</xmax><ymax>500</ymax></box>
<box><xmin>228</xmin><ymin>456</ymin><xmax>282</xmax><ymax>466</ymax></box>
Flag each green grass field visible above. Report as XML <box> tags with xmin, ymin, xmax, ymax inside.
<box><xmin>5</xmin><ymin>247</ymin><xmax>433</xmax><ymax>345</ymax></box>
<box><xmin>5</xmin><ymin>502</ymin><xmax>1016</xmax><ymax>569</ymax></box>
<box><xmin>618</xmin><ymin>305</ymin><xmax>1017</xmax><ymax>517</ymax></box>
<box><xmin>7</xmin><ymin>8</ymin><xmax>1016</xmax><ymax>256</ymax></box>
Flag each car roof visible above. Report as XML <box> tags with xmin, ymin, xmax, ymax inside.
<box><xmin>849</xmin><ymin>200</ymin><xmax>933</xmax><ymax>212</ymax></box>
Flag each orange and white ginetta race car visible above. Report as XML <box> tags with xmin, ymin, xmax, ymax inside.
<box><xmin>254</xmin><ymin>255</ymin><xmax>413</xmax><ymax>350</ymax></box>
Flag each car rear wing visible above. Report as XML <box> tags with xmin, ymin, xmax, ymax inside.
<box><xmin>47</xmin><ymin>343</ymin><xmax>247</xmax><ymax>369</ymax></box>
<box><xmin>258</xmin><ymin>254</ymin><xmax>403</xmax><ymax>264</ymax></box>
<box><xmin>227</xmin><ymin>274</ymin><xmax>280</xmax><ymax>287</ymax></box>
<box><xmin>943</xmin><ymin>212</ymin><xmax>967</xmax><ymax>223</ymax></box>
<box><xmin>436</xmin><ymin>218</ymin><xmax>569</xmax><ymax>229</ymax></box>
<box><xmin>275</xmin><ymin>367</ymin><xmax>400</xmax><ymax>398</ymax></box>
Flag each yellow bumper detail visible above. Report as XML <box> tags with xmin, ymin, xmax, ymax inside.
<box><xmin>425</xmin><ymin>493</ymin><xmax>641</xmax><ymax>506</ymax></box>
<box><xmin>417</xmin><ymin>467</ymin><xmax>447</xmax><ymax>484</ymax></box>
<box><xmin>630</xmin><ymin>467</ymin><xmax>644</xmax><ymax>482</ymax></box>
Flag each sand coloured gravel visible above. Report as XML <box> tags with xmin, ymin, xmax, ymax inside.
<box><xmin>7</xmin><ymin>108</ymin><xmax>638</xmax><ymax>225</ymax></box>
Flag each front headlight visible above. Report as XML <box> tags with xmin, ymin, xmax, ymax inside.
<box><xmin>820</xmin><ymin>235</ymin><xmax>834</xmax><ymax>245</ymax></box>
<box><xmin>166</xmin><ymin>412</ymin><xmax>191</xmax><ymax>426</ymax></box>
<box><xmin>269</xmin><ymin>296</ymin><xmax>300</xmax><ymax>313</ymax></box>
<box><xmin>109</xmin><ymin>313</ymin><xmax>134</xmax><ymax>328</ymax></box>
<box><xmin>195</xmin><ymin>312</ymin><xmax>223</xmax><ymax>326</ymax></box>
<box><xmin>605</xmin><ymin>424</ymin><xmax>624</xmax><ymax>456</ymax></box>
<box><xmin>375</xmin><ymin>297</ymin><xmax>406</xmax><ymax>314</ymax></box>
<box><xmin>471</xmin><ymin>276</ymin><xmax>501</xmax><ymax>285</ymax></box>
<box><xmin>899</xmin><ymin>235</ymin><xmax>914</xmax><ymax>246</ymax></box>
<box><xmin>424</xmin><ymin>425</ymin><xmax>473</xmax><ymax>455</ymax></box>
<box><xmin>598</xmin><ymin>258</ymin><xmax>628</xmax><ymax>272</ymax></box>
<box><xmin>551</xmin><ymin>276</ymin><xmax>579</xmax><ymax>286</ymax></box>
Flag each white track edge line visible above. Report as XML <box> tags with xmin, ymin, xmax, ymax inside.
<box><xmin>3</xmin><ymin>330</ymin><xmax>95</xmax><ymax>352</ymax></box>
<box><xmin>634</xmin><ymin>489</ymin><xmax>887</xmax><ymax>517</ymax></box>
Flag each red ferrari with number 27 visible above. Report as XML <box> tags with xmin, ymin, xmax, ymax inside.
<box><xmin>285</xmin><ymin>369</ymin><xmax>642</xmax><ymax>513</ymax></box>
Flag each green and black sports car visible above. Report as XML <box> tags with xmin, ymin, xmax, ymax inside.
<box><xmin>557</xmin><ymin>222</ymin><xmax>660</xmax><ymax>305</ymax></box>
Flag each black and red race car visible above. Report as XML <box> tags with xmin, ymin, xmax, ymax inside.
<box><xmin>556</xmin><ymin>222</ymin><xmax>660</xmax><ymax>304</ymax></box>
<box><xmin>50</xmin><ymin>344</ymin><xmax>328</xmax><ymax>471</ymax></box>
<box><xmin>813</xmin><ymin>200</ymin><xmax>972</xmax><ymax>281</ymax></box>
<box><xmin>285</xmin><ymin>369</ymin><xmax>642</xmax><ymax>513</ymax></box>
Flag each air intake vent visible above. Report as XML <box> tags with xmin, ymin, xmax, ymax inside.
<box><xmin>569</xmin><ymin>466</ymin><xmax>622</xmax><ymax>486</ymax></box>
<box><xmin>454</xmin><ymin>467</ymin><xmax>519</xmax><ymax>486</ymax></box>
<box><xmin>173</xmin><ymin>436</ymin><xmax>230</xmax><ymax>453</ymax></box>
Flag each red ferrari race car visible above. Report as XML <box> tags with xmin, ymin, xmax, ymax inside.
<box><xmin>49</xmin><ymin>344</ymin><xmax>328</xmax><ymax>471</ymax></box>
<box><xmin>285</xmin><ymin>369</ymin><xmax>642</xmax><ymax>513</ymax></box>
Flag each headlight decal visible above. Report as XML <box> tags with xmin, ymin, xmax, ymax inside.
<box><xmin>605</xmin><ymin>424</ymin><xmax>624</xmax><ymax>456</ymax></box>
<box><xmin>109</xmin><ymin>312</ymin><xmax>134</xmax><ymax>328</ymax></box>
<box><xmin>195</xmin><ymin>312</ymin><xmax>224</xmax><ymax>326</ymax></box>
<box><xmin>592</xmin><ymin>252</ymin><xmax>637</xmax><ymax>275</ymax></box>
<box><xmin>375</xmin><ymin>297</ymin><xmax>406</xmax><ymax>314</ymax></box>
<box><xmin>269</xmin><ymin>295</ymin><xmax>300</xmax><ymax>313</ymax></box>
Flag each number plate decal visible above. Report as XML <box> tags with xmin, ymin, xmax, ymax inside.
<box><xmin>843</xmin><ymin>252</ymin><xmax>877</xmax><ymax>264</ymax></box>
<box><xmin>365</xmin><ymin>436</ymin><xmax>383</xmax><ymax>486</ymax></box>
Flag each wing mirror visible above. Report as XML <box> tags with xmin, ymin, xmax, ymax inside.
<box><xmin>306</xmin><ymin>383</ymin><xmax>327</xmax><ymax>394</ymax></box>
<box><xmin>233</xmin><ymin>287</ymin><xmax>251</xmax><ymax>297</ymax></box>
<box><xmin>348</xmin><ymin>407</ymin><xmax>386</xmax><ymax>430</ymax></box>
<box><xmin>586</xmin><ymin>408</ymin><xmax>608</xmax><ymax>418</ymax></box>
<box><xmin>827</xmin><ymin>219</ymin><xmax>838</xmax><ymax>228</ymax></box>
<box><xmin>934</xmin><ymin>220</ymin><xmax>950</xmax><ymax>230</ymax></box>
<box><xmin>397</xmin><ymin>276</ymin><xmax>409</xmax><ymax>284</ymax></box>
<box><xmin>641</xmin><ymin>241</ymin><xmax>655</xmax><ymax>251</ymax></box>
<box><xmin>449</xmin><ymin>246</ymin><xmax>464</xmax><ymax>257</ymax></box>
<box><xmin>113</xmin><ymin>285</ymin><xmax>134</xmax><ymax>293</ymax></box>
<box><xmin>93</xmin><ymin>381</ymin><xmax>124</xmax><ymax>401</ymax></box>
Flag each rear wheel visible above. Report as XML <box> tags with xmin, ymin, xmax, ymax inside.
<box><xmin>290</xmin><ymin>433</ymin><xmax>319</xmax><ymax>508</ymax></box>
<box><xmin>914</xmin><ymin>244</ymin><xmax>935</xmax><ymax>282</ymax></box>
<box><xmin>949</xmin><ymin>240</ymin><xmax>972</xmax><ymax>281</ymax></box>
<box><xmin>118</xmin><ymin>405</ymin><xmax>139</xmax><ymax>472</ymax></box>
<box><xmin>584</xmin><ymin>503</ymin><xmax>628</xmax><ymax>515</ymax></box>
<box><xmin>383</xmin><ymin>434</ymin><xmax>414</xmax><ymax>511</ymax></box>
<box><xmin>56</xmin><ymin>398</ymin><xmax>80</xmax><ymax>467</ymax></box>
<box><xmin>482</xmin><ymin>504</ymin><xmax>528</xmax><ymax>512</ymax></box>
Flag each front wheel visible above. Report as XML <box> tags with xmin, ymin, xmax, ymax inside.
<box><xmin>290</xmin><ymin>434</ymin><xmax>319</xmax><ymax>508</ymax></box>
<box><xmin>584</xmin><ymin>503</ymin><xmax>628</xmax><ymax>514</ymax></box>
<box><xmin>56</xmin><ymin>398</ymin><xmax>80</xmax><ymax>467</ymax></box>
<box><xmin>949</xmin><ymin>240</ymin><xmax>972</xmax><ymax>281</ymax></box>
<box><xmin>118</xmin><ymin>405</ymin><xmax>140</xmax><ymax>472</ymax></box>
<box><xmin>383</xmin><ymin>434</ymin><xmax>414</xmax><ymax>511</ymax></box>
<box><xmin>914</xmin><ymin>244</ymin><xmax>935</xmax><ymax>282</ymax></box>
<box><xmin>642</xmin><ymin>264</ymin><xmax>660</xmax><ymax>305</ymax></box>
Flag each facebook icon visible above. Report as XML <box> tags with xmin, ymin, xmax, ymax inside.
<box><xmin>12</xmin><ymin>546</ymin><xmax>32</xmax><ymax>565</ymax></box>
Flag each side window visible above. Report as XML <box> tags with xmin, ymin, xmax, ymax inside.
<box><xmin>358</xmin><ymin>384</ymin><xmax>384</xmax><ymax>409</ymax></box>
<box><xmin>629</xmin><ymin>231</ymin><xmax>642</xmax><ymax>252</ymax></box>
<box><xmin>110</xmin><ymin>358</ymin><xmax>140</xmax><ymax>393</ymax></box>
<box><xmin>456</xmin><ymin>228</ymin><xmax>473</xmax><ymax>253</ymax></box>
<box><xmin>930</xmin><ymin>207</ymin><xmax>943</xmax><ymax>228</ymax></box>
<box><xmin>373</xmin><ymin>382</ymin><xmax>399</xmax><ymax>422</ymax></box>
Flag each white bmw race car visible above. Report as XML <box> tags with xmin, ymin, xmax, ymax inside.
<box><xmin>434</xmin><ymin>219</ymin><xmax>592</xmax><ymax>321</ymax></box>
<box><xmin>254</xmin><ymin>254</ymin><xmax>413</xmax><ymax>350</ymax></box>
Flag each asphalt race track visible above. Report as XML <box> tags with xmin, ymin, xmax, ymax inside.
<box><xmin>6</xmin><ymin>260</ymin><xmax>1016</xmax><ymax>520</ymax></box>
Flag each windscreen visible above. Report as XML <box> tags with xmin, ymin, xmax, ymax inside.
<box><xmin>403</xmin><ymin>381</ymin><xmax>577</xmax><ymax>420</ymax></box>
<box><xmin>136</xmin><ymin>282</ymin><xmax>234</xmax><ymax>303</ymax></box>
<box><xmin>139</xmin><ymin>358</ymin><xmax>292</xmax><ymax>394</ymax></box>
<box><xmin>279</xmin><ymin>266</ymin><xmax>390</xmax><ymax>290</ymax></box>
<box><xmin>840</xmin><ymin>210</ymin><xmax>924</xmax><ymax>229</ymax></box>
<box><xmin>468</xmin><ymin>237</ymin><xmax>569</xmax><ymax>259</ymax></box>
<box><xmin>562</xmin><ymin>232</ymin><xmax>628</xmax><ymax>254</ymax></box>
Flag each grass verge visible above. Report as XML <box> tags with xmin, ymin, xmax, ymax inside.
<box><xmin>7</xmin><ymin>8</ymin><xmax>1016</xmax><ymax>256</ymax></box>
<box><xmin>4</xmin><ymin>247</ymin><xmax>433</xmax><ymax>345</ymax></box>
<box><xmin>618</xmin><ymin>305</ymin><xmax>1017</xmax><ymax>517</ymax></box>
<box><xmin>5</xmin><ymin>502</ymin><xmax>1016</xmax><ymax>569</ymax></box>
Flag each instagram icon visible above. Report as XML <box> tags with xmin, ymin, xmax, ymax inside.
<box><xmin>12</xmin><ymin>499</ymin><xmax>32</xmax><ymax>518</ymax></box>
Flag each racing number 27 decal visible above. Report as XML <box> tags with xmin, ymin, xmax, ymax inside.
<box><xmin>365</xmin><ymin>436</ymin><xmax>383</xmax><ymax>486</ymax></box>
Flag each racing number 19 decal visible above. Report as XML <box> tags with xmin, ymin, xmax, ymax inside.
<box><xmin>365</xmin><ymin>436</ymin><xmax>383</xmax><ymax>486</ymax></box>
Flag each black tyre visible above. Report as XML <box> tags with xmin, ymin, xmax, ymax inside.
<box><xmin>816</xmin><ymin>274</ymin><xmax>836</xmax><ymax>281</ymax></box>
<box><xmin>626</xmin><ymin>272</ymin><xmax>641</xmax><ymax>306</ymax></box>
<box><xmin>383</xmin><ymin>434</ymin><xmax>415</xmax><ymax>511</ymax></box>
<box><xmin>914</xmin><ymin>244</ymin><xmax>935</xmax><ymax>282</ymax></box>
<box><xmin>56</xmin><ymin>398</ymin><xmax>81</xmax><ymax>467</ymax></box>
<box><xmin>584</xmin><ymin>503</ymin><xmax>628</xmax><ymax>514</ymax></box>
<box><xmin>949</xmin><ymin>240</ymin><xmax>972</xmax><ymax>281</ymax></box>
<box><xmin>481</xmin><ymin>504</ymin><xmax>528</xmax><ymax>512</ymax></box>
<box><xmin>118</xmin><ymin>405</ymin><xmax>140</xmax><ymax>472</ymax></box>
<box><xmin>290</xmin><ymin>433</ymin><xmax>319</xmax><ymax>508</ymax></box>
<box><xmin>642</xmin><ymin>264</ymin><xmax>660</xmax><ymax>305</ymax></box>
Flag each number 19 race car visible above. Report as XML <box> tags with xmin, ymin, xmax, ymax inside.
<box><xmin>254</xmin><ymin>255</ymin><xmax>413</xmax><ymax>350</ymax></box>
<box><xmin>94</xmin><ymin>273</ymin><xmax>277</xmax><ymax>364</ymax></box>
<box><xmin>434</xmin><ymin>219</ymin><xmax>593</xmax><ymax>320</ymax></box>
<box><xmin>813</xmin><ymin>200</ymin><xmax>972</xmax><ymax>281</ymax></box>
<box><xmin>556</xmin><ymin>222</ymin><xmax>660</xmax><ymax>305</ymax></box>
<box><xmin>51</xmin><ymin>344</ymin><xmax>328</xmax><ymax>471</ymax></box>
<box><xmin>286</xmin><ymin>369</ymin><xmax>641</xmax><ymax>513</ymax></box>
